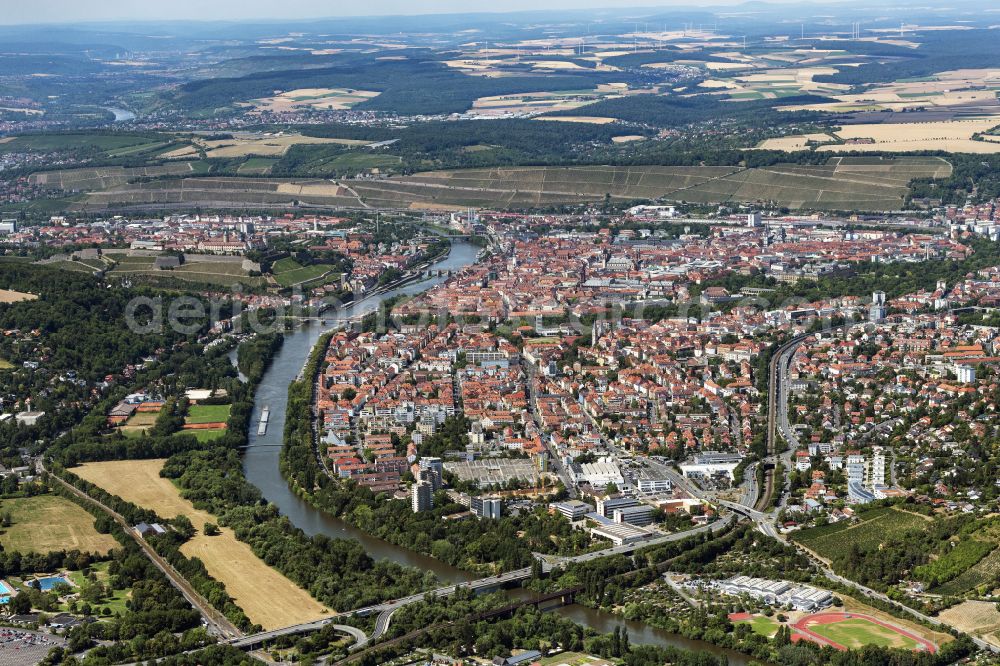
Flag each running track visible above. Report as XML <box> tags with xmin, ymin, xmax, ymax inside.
<box><xmin>792</xmin><ymin>612</ymin><xmax>937</xmax><ymax>653</ymax></box>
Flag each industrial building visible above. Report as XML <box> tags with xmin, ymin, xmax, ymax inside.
<box><xmin>589</xmin><ymin>522</ymin><xmax>651</xmax><ymax>547</ymax></box>
<box><xmin>715</xmin><ymin>576</ymin><xmax>833</xmax><ymax>611</ymax></box>
<box><xmin>549</xmin><ymin>499</ymin><xmax>591</xmax><ymax>521</ymax></box>
<box><xmin>613</xmin><ymin>505</ymin><xmax>654</xmax><ymax>527</ymax></box>
<box><xmin>596</xmin><ymin>495</ymin><xmax>639</xmax><ymax>518</ymax></box>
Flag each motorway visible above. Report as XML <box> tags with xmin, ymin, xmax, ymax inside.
<box><xmin>226</xmin><ymin>566</ymin><xmax>537</xmax><ymax>649</ymax></box>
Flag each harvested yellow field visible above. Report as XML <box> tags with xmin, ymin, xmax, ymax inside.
<box><xmin>612</xmin><ymin>135</ymin><xmax>645</xmax><ymax>143</ymax></box>
<box><xmin>526</xmin><ymin>60</ymin><xmax>587</xmax><ymax>70</ymax></box>
<box><xmin>758</xmin><ymin>133</ymin><xmax>836</xmax><ymax>150</ymax></box>
<box><xmin>0</xmin><ymin>289</ymin><xmax>38</xmax><ymax>303</ymax></box>
<box><xmin>275</xmin><ymin>182</ymin><xmax>346</xmax><ymax>196</ymax></box>
<box><xmin>248</xmin><ymin>88</ymin><xmax>380</xmax><ymax>113</ymax></box>
<box><xmin>702</xmin><ymin>62</ymin><xmax>751</xmax><ymax>71</ymax></box>
<box><xmin>469</xmin><ymin>87</ymin><xmax>630</xmax><ymax>117</ymax></box>
<box><xmin>73</xmin><ymin>459</ymin><xmax>330</xmax><ymax>630</ymax></box>
<box><xmin>408</xmin><ymin>201</ymin><xmax>468</xmax><ymax>212</ymax></box>
<box><xmin>781</xmin><ymin>68</ymin><xmax>1000</xmax><ymax>113</ymax></box>
<box><xmin>536</xmin><ymin>116</ymin><xmax>617</xmax><ymax>124</ymax></box>
<box><xmin>819</xmin><ymin>118</ymin><xmax>1000</xmax><ymax>153</ymax></box>
<box><xmin>700</xmin><ymin>79</ymin><xmax>740</xmax><ymax>89</ymax></box>
<box><xmin>161</xmin><ymin>145</ymin><xmax>200</xmax><ymax>159</ymax></box>
<box><xmin>199</xmin><ymin>133</ymin><xmax>368</xmax><ymax>158</ymax></box>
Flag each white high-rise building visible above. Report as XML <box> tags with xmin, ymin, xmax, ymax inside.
<box><xmin>870</xmin><ymin>447</ymin><xmax>886</xmax><ymax>487</ymax></box>
<box><xmin>846</xmin><ymin>453</ymin><xmax>865</xmax><ymax>484</ymax></box>
<box><xmin>956</xmin><ymin>364</ymin><xmax>976</xmax><ymax>384</ymax></box>
<box><xmin>869</xmin><ymin>291</ymin><xmax>887</xmax><ymax>323</ymax></box>
<box><xmin>411</xmin><ymin>480</ymin><xmax>434</xmax><ymax>513</ymax></box>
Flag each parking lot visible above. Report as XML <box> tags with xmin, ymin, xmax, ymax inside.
<box><xmin>444</xmin><ymin>459</ymin><xmax>542</xmax><ymax>486</ymax></box>
<box><xmin>0</xmin><ymin>628</ymin><xmax>65</xmax><ymax>666</ymax></box>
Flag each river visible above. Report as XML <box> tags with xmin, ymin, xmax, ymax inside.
<box><xmin>238</xmin><ymin>240</ymin><xmax>751</xmax><ymax>664</ymax></box>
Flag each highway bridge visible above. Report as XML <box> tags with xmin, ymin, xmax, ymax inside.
<box><xmin>330</xmin><ymin>587</ymin><xmax>584</xmax><ymax>666</ymax></box>
<box><xmin>224</xmin><ymin>566</ymin><xmax>537</xmax><ymax>651</ymax></box>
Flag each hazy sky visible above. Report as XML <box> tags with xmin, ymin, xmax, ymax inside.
<box><xmin>4</xmin><ymin>0</ymin><xmax>778</xmax><ymax>25</ymax></box>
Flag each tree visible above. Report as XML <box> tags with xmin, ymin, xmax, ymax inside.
<box><xmin>9</xmin><ymin>592</ymin><xmax>31</xmax><ymax>614</ymax></box>
<box><xmin>203</xmin><ymin>522</ymin><xmax>220</xmax><ymax>536</ymax></box>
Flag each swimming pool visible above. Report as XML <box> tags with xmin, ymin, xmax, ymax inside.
<box><xmin>32</xmin><ymin>576</ymin><xmax>70</xmax><ymax>591</ymax></box>
<box><xmin>0</xmin><ymin>580</ymin><xmax>12</xmax><ymax>603</ymax></box>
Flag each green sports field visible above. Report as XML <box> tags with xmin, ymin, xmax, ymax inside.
<box><xmin>185</xmin><ymin>403</ymin><xmax>232</xmax><ymax>424</ymax></box>
<box><xmin>807</xmin><ymin>618</ymin><xmax>922</xmax><ymax>650</ymax></box>
<box><xmin>741</xmin><ymin>615</ymin><xmax>780</xmax><ymax>638</ymax></box>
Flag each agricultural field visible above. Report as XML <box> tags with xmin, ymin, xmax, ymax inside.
<box><xmin>928</xmin><ymin>519</ymin><xmax>1000</xmax><ymax>595</ymax></box>
<box><xmin>938</xmin><ymin>601</ymin><xmax>1000</xmax><ymax>648</ymax></box>
<box><xmin>934</xmin><ymin>544</ymin><xmax>1000</xmax><ymax>596</ymax></box>
<box><xmin>79</xmin><ymin>176</ymin><xmax>364</xmax><ymax>210</ymax></box>
<box><xmin>468</xmin><ymin>83</ymin><xmax>631</xmax><ymax>117</ymax></box>
<box><xmin>72</xmin><ymin>459</ymin><xmax>330</xmax><ymax>629</ymax></box>
<box><xmin>351</xmin><ymin>165</ymin><xmax>739</xmax><ymax>209</ymax></box>
<box><xmin>29</xmin><ymin>162</ymin><xmax>202</xmax><ymax>191</ymax></box>
<box><xmin>820</xmin><ymin>118</ymin><xmax>1000</xmax><ymax>154</ymax></box>
<box><xmin>304</xmin><ymin>151</ymin><xmax>400</xmax><ymax>172</ymax></box>
<box><xmin>195</xmin><ymin>132</ymin><xmax>369</xmax><ymax>158</ymax></box>
<box><xmin>676</xmin><ymin>156</ymin><xmax>950</xmax><ymax>211</ymax></box>
<box><xmin>792</xmin><ymin>505</ymin><xmax>931</xmax><ymax>562</ymax></box>
<box><xmin>71</xmin><ymin>157</ymin><xmax>951</xmax><ymax>214</ymax></box>
<box><xmin>0</xmin><ymin>133</ymin><xmax>166</xmax><ymax>156</ymax></box>
<box><xmin>0</xmin><ymin>494</ymin><xmax>117</xmax><ymax>555</ymax></box>
<box><xmin>700</xmin><ymin>65</ymin><xmax>850</xmax><ymax>101</ymax></box>
<box><xmin>757</xmin><ymin>133</ymin><xmax>836</xmax><ymax>150</ymax></box>
<box><xmin>237</xmin><ymin>157</ymin><xmax>278</xmax><ymax>175</ymax></box>
<box><xmin>348</xmin><ymin>158</ymin><xmax>947</xmax><ymax>211</ymax></box>
<box><xmin>0</xmin><ymin>288</ymin><xmax>38</xmax><ymax>303</ymax></box>
<box><xmin>780</xmin><ymin>68</ymin><xmax>1000</xmax><ymax>115</ymax></box>
<box><xmin>245</xmin><ymin>88</ymin><xmax>381</xmax><ymax>113</ymax></box>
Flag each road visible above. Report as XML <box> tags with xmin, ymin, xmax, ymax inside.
<box><xmin>45</xmin><ymin>468</ymin><xmax>242</xmax><ymax>640</ymax></box>
<box><xmin>526</xmin><ymin>366</ymin><xmax>577</xmax><ymax>498</ymax></box>
<box><xmin>545</xmin><ymin>514</ymin><xmax>735</xmax><ymax>565</ymax></box>
<box><xmin>230</xmin><ymin>621</ymin><xmax>369</xmax><ymax>650</ymax></box>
